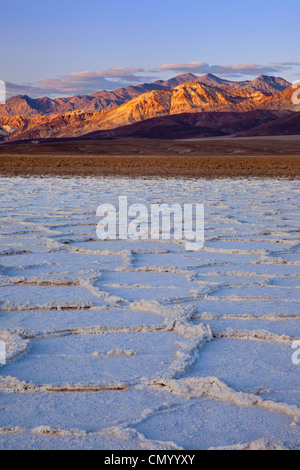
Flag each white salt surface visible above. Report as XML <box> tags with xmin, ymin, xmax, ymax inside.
<box><xmin>0</xmin><ymin>177</ymin><xmax>299</xmax><ymax>450</ymax></box>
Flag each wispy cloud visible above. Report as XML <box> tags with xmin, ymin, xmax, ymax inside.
<box><xmin>38</xmin><ymin>67</ymin><xmax>157</xmax><ymax>95</ymax></box>
<box><xmin>3</xmin><ymin>61</ymin><xmax>300</xmax><ymax>99</ymax></box>
<box><xmin>4</xmin><ymin>67</ymin><xmax>158</xmax><ymax>99</ymax></box>
<box><xmin>156</xmin><ymin>61</ymin><xmax>300</xmax><ymax>76</ymax></box>
<box><xmin>4</xmin><ymin>78</ymin><xmax>124</xmax><ymax>99</ymax></box>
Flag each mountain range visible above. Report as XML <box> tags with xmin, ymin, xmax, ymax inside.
<box><xmin>0</xmin><ymin>73</ymin><xmax>299</xmax><ymax>142</ymax></box>
<box><xmin>0</xmin><ymin>73</ymin><xmax>291</xmax><ymax>118</ymax></box>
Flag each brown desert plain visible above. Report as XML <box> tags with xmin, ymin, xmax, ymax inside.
<box><xmin>0</xmin><ymin>136</ymin><xmax>300</xmax><ymax>178</ymax></box>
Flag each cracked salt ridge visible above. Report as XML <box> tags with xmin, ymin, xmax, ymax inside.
<box><xmin>1</xmin><ymin>375</ymin><xmax>299</xmax><ymax>449</ymax></box>
<box><xmin>196</xmin><ymin>264</ymin><xmax>300</xmax><ymax>277</ymax></box>
<box><xmin>95</xmin><ymin>286</ymin><xmax>196</xmax><ymax>303</ymax></box>
<box><xmin>0</xmin><ymin>301</ymin><xmax>212</xmax><ymax>383</ymax></box>
<box><xmin>183</xmin><ymin>337</ymin><xmax>300</xmax><ymax>407</ymax></box>
<box><xmin>0</xmin><ymin>276</ymin><xmax>130</xmax><ymax>309</ymax></box>
<box><xmin>200</xmin><ymin>319</ymin><xmax>300</xmax><ymax>340</ymax></box>
<box><xmin>0</xmin><ymin>421</ymin><xmax>293</xmax><ymax>451</ymax></box>
<box><xmin>0</xmin><ymin>307</ymin><xmax>165</xmax><ymax>333</ymax></box>
<box><xmin>134</xmin><ymin>400</ymin><xmax>300</xmax><ymax>450</ymax></box>
<box><xmin>148</xmin><ymin>377</ymin><xmax>300</xmax><ymax>422</ymax></box>
<box><xmin>0</xmin><ymin>310</ymin><xmax>212</xmax><ymax>385</ymax></box>
<box><xmin>212</xmin><ymin>327</ymin><xmax>300</xmax><ymax>344</ymax></box>
<box><xmin>208</xmin><ymin>439</ymin><xmax>286</xmax><ymax>450</ymax></box>
<box><xmin>7</xmin><ymin>276</ymin><xmax>128</xmax><ymax>304</ymax></box>
<box><xmin>0</xmin><ymin>252</ymin><xmax>126</xmax><ymax>275</ymax></box>
<box><xmin>206</xmin><ymin>240</ymin><xmax>299</xmax><ymax>250</ymax></box>
<box><xmin>0</xmin><ymin>333</ymin><xmax>200</xmax><ymax>386</ymax></box>
<box><xmin>0</xmin><ymin>178</ymin><xmax>300</xmax><ymax>450</ymax></box>
<box><xmin>191</xmin><ymin>299</ymin><xmax>300</xmax><ymax>318</ymax></box>
<box><xmin>67</xmin><ymin>239</ymin><xmax>186</xmax><ymax>255</ymax></box>
<box><xmin>211</xmin><ymin>285</ymin><xmax>300</xmax><ymax>301</ymax></box>
<box><xmin>192</xmin><ymin>274</ymin><xmax>300</xmax><ymax>290</ymax></box>
<box><xmin>0</xmin><ymin>384</ymin><xmax>294</xmax><ymax>450</ymax></box>
<box><xmin>97</xmin><ymin>270</ymin><xmax>192</xmax><ymax>288</ymax></box>
<box><xmin>0</xmin><ymin>426</ymin><xmax>181</xmax><ymax>451</ymax></box>
<box><xmin>0</xmin><ymin>434</ymin><xmax>164</xmax><ymax>451</ymax></box>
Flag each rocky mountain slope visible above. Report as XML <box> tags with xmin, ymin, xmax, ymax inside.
<box><xmin>71</xmin><ymin>110</ymin><xmax>291</xmax><ymax>140</ymax></box>
<box><xmin>2</xmin><ymin>80</ymin><xmax>297</xmax><ymax>142</ymax></box>
<box><xmin>238</xmin><ymin>111</ymin><xmax>300</xmax><ymax>136</ymax></box>
<box><xmin>195</xmin><ymin>73</ymin><xmax>291</xmax><ymax>93</ymax></box>
<box><xmin>0</xmin><ymin>74</ymin><xmax>291</xmax><ymax>118</ymax></box>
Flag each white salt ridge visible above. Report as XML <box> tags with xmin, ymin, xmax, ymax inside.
<box><xmin>103</xmin><ymin>425</ymin><xmax>182</xmax><ymax>450</ymax></box>
<box><xmin>29</xmin><ymin>324</ymin><xmax>166</xmax><ymax>339</ymax></box>
<box><xmin>213</xmin><ymin>328</ymin><xmax>299</xmax><ymax>344</ymax></box>
<box><xmin>0</xmin><ymin>376</ymin><xmax>128</xmax><ymax>393</ymax></box>
<box><xmin>5</xmin><ymin>275</ymin><xmax>128</xmax><ymax>305</ymax></box>
<box><xmin>130</xmin><ymin>300</ymin><xmax>210</xmax><ymax>340</ymax></box>
<box><xmin>204</xmin><ymin>294</ymin><xmax>300</xmax><ymax>302</ymax></box>
<box><xmin>149</xmin><ymin>377</ymin><xmax>300</xmax><ymax>422</ymax></box>
<box><xmin>208</xmin><ymin>439</ymin><xmax>286</xmax><ymax>450</ymax></box>
<box><xmin>0</xmin><ymin>424</ymin><xmax>182</xmax><ymax>450</ymax></box>
<box><xmin>0</xmin><ymin>300</ymin><xmax>95</xmax><ymax>311</ymax></box>
<box><xmin>195</xmin><ymin>312</ymin><xmax>300</xmax><ymax>321</ymax></box>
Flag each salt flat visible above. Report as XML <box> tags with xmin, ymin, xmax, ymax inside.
<box><xmin>0</xmin><ymin>176</ymin><xmax>299</xmax><ymax>450</ymax></box>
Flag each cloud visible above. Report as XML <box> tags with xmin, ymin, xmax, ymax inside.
<box><xmin>4</xmin><ymin>66</ymin><xmax>158</xmax><ymax>99</ymax></box>
<box><xmin>4</xmin><ymin>77</ymin><xmax>124</xmax><ymax>99</ymax></box>
<box><xmin>2</xmin><ymin>61</ymin><xmax>299</xmax><ymax>99</ymax></box>
<box><xmin>64</xmin><ymin>66</ymin><xmax>156</xmax><ymax>83</ymax></box>
<box><xmin>156</xmin><ymin>61</ymin><xmax>300</xmax><ymax>77</ymax></box>
<box><xmin>157</xmin><ymin>61</ymin><xmax>209</xmax><ymax>72</ymax></box>
<box><xmin>35</xmin><ymin>67</ymin><xmax>157</xmax><ymax>97</ymax></box>
<box><xmin>271</xmin><ymin>62</ymin><xmax>300</xmax><ymax>66</ymax></box>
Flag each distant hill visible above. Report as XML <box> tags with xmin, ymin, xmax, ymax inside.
<box><xmin>238</xmin><ymin>111</ymin><xmax>300</xmax><ymax>136</ymax></box>
<box><xmin>0</xmin><ymin>83</ymin><xmax>167</xmax><ymax>118</ymax></box>
<box><xmin>153</xmin><ymin>73</ymin><xmax>199</xmax><ymax>88</ymax></box>
<box><xmin>73</xmin><ymin>110</ymin><xmax>291</xmax><ymax>140</ymax></box>
<box><xmin>195</xmin><ymin>73</ymin><xmax>291</xmax><ymax>94</ymax></box>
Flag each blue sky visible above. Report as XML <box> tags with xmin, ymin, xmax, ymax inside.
<box><xmin>1</xmin><ymin>0</ymin><xmax>299</xmax><ymax>97</ymax></box>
